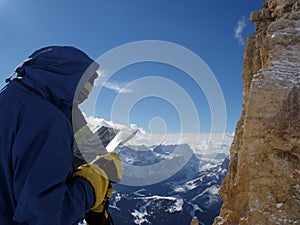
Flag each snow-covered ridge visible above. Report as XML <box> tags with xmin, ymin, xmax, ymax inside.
<box><xmin>83</xmin><ymin>114</ymin><xmax>234</xmax><ymax>155</ymax></box>
<box><xmin>108</xmin><ymin>144</ymin><xmax>230</xmax><ymax>225</ymax></box>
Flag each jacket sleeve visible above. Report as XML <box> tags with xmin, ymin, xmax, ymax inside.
<box><xmin>12</xmin><ymin>105</ymin><xmax>95</xmax><ymax>225</ymax></box>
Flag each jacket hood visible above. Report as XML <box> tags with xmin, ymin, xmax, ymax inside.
<box><xmin>15</xmin><ymin>46</ymin><xmax>99</xmax><ymax>119</ymax></box>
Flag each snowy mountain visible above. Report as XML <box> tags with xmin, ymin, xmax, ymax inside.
<box><xmin>109</xmin><ymin>144</ymin><xmax>230</xmax><ymax>225</ymax></box>
<box><xmin>78</xmin><ymin>116</ymin><xmax>233</xmax><ymax>224</ymax></box>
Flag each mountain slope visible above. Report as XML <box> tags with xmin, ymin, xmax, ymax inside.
<box><xmin>108</xmin><ymin>144</ymin><xmax>229</xmax><ymax>225</ymax></box>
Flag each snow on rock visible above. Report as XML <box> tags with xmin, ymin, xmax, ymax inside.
<box><xmin>215</xmin><ymin>1</ymin><xmax>300</xmax><ymax>224</ymax></box>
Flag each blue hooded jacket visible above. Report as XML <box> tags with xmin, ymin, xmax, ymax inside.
<box><xmin>0</xmin><ymin>46</ymin><xmax>99</xmax><ymax>225</ymax></box>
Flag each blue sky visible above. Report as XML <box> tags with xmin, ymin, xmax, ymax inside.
<box><xmin>0</xmin><ymin>0</ymin><xmax>265</xmax><ymax>134</ymax></box>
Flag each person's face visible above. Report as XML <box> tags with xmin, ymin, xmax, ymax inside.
<box><xmin>76</xmin><ymin>72</ymin><xmax>98</xmax><ymax>105</ymax></box>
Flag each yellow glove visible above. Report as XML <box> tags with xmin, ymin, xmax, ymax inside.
<box><xmin>89</xmin><ymin>182</ymin><xmax>114</xmax><ymax>214</ymax></box>
<box><xmin>72</xmin><ymin>164</ymin><xmax>109</xmax><ymax>212</ymax></box>
<box><xmin>73</xmin><ymin>152</ymin><xmax>122</xmax><ymax>213</ymax></box>
<box><xmin>84</xmin><ymin>182</ymin><xmax>114</xmax><ymax>223</ymax></box>
<box><xmin>92</xmin><ymin>152</ymin><xmax>122</xmax><ymax>183</ymax></box>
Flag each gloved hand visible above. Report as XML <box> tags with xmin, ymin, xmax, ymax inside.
<box><xmin>92</xmin><ymin>152</ymin><xmax>122</xmax><ymax>183</ymax></box>
<box><xmin>85</xmin><ymin>183</ymin><xmax>114</xmax><ymax>225</ymax></box>
<box><xmin>72</xmin><ymin>164</ymin><xmax>110</xmax><ymax>212</ymax></box>
<box><xmin>72</xmin><ymin>152</ymin><xmax>122</xmax><ymax>213</ymax></box>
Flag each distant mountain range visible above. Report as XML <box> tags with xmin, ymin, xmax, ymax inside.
<box><xmin>108</xmin><ymin>144</ymin><xmax>230</xmax><ymax>225</ymax></box>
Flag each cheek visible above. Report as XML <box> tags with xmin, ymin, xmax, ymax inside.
<box><xmin>77</xmin><ymin>92</ymin><xmax>87</xmax><ymax>104</ymax></box>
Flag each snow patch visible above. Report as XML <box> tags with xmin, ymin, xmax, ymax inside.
<box><xmin>207</xmin><ymin>185</ymin><xmax>220</xmax><ymax>195</ymax></box>
<box><xmin>199</xmin><ymin>163</ymin><xmax>216</xmax><ymax>172</ymax></box>
<box><xmin>165</xmin><ymin>199</ymin><xmax>183</xmax><ymax>213</ymax></box>
<box><xmin>133</xmin><ymin>189</ymin><xmax>146</xmax><ymax>197</ymax></box>
<box><xmin>276</xmin><ymin>202</ymin><xmax>284</xmax><ymax>209</ymax></box>
<box><xmin>188</xmin><ymin>202</ymin><xmax>204</xmax><ymax>215</ymax></box>
<box><xmin>131</xmin><ymin>210</ymin><xmax>149</xmax><ymax>224</ymax></box>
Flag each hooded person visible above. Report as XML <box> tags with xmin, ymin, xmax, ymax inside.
<box><xmin>0</xmin><ymin>46</ymin><xmax>122</xmax><ymax>225</ymax></box>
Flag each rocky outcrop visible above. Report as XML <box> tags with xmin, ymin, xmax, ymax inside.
<box><xmin>190</xmin><ymin>216</ymin><xmax>199</xmax><ymax>225</ymax></box>
<box><xmin>214</xmin><ymin>0</ymin><xmax>300</xmax><ymax>224</ymax></box>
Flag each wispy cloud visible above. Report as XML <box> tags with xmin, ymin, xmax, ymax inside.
<box><xmin>94</xmin><ymin>69</ymin><xmax>134</xmax><ymax>93</ymax></box>
<box><xmin>234</xmin><ymin>17</ymin><xmax>247</xmax><ymax>45</ymax></box>
<box><xmin>103</xmin><ymin>81</ymin><xmax>134</xmax><ymax>93</ymax></box>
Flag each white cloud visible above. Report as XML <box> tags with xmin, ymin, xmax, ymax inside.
<box><xmin>84</xmin><ymin>114</ymin><xmax>129</xmax><ymax>131</ymax></box>
<box><xmin>103</xmin><ymin>81</ymin><xmax>134</xmax><ymax>93</ymax></box>
<box><xmin>94</xmin><ymin>69</ymin><xmax>134</xmax><ymax>93</ymax></box>
<box><xmin>82</xmin><ymin>114</ymin><xmax>233</xmax><ymax>153</ymax></box>
<box><xmin>234</xmin><ymin>17</ymin><xmax>247</xmax><ymax>45</ymax></box>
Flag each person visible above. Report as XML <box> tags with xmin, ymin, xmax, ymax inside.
<box><xmin>0</xmin><ymin>46</ymin><xmax>122</xmax><ymax>225</ymax></box>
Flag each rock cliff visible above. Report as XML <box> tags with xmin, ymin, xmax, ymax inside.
<box><xmin>214</xmin><ymin>0</ymin><xmax>300</xmax><ymax>224</ymax></box>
